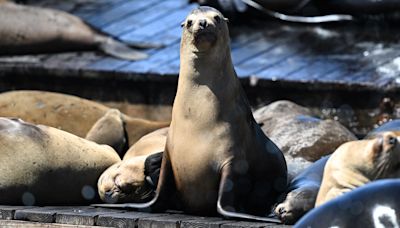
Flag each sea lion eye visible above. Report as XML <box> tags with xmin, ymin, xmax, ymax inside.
<box><xmin>214</xmin><ymin>15</ymin><xmax>221</xmax><ymax>23</ymax></box>
<box><xmin>388</xmin><ymin>136</ymin><xmax>397</xmax><ymax>146</ymax></box>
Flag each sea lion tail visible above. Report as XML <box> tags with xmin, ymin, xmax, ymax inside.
<box><xmin>99</xmin><ymin>37</ymin><xmax>149</xmax><ymax>61</ymax></box>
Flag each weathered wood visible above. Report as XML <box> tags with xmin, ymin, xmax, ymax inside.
<box><xmin>96</xmin><ymin>211</ymin><xmax>168</xmax><ymax>228</ymax></box>
<box><xmin>137</xmin><ymin>213</ymin><xmax>205</xmax><ymax>228</ymax></box>
<box><xmin>14</xmin><ymin>207</ymin><xmax>86</xmax><ymax>223</ymax></box>
<box><xmin>0</xmin><ymin>219</ymin><xmax>108</xmax><ymax>228</ymax></box>
<box><xmin>180</xmin><ymin>216</ymin><xmax>231</xmax><ymax>228</ymax></box>
<box><xmin>0</xmin><ymin>206</ymin><xmax>36</xmax><ymax>220</ymax></box>
<box><xmin>55</xmin><ymin>207</ymin><xmax>122</xmax><ymax>226</ymax></box>
<box><xmin>221</xmin><ymin>221</ymin><xmax>290</xmax><ymax>228</ymax></box>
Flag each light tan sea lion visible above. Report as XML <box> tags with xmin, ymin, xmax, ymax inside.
<box><xmin>315</xmin><ymin>132</ymin><xmax>400</xmax><ymax>207</ymax></box>
<box><xmin>0</xmin><ymin>1</ymin><xmax>152</xmax><ymax>60</ymax></box>
<box><xmin>97</xmin><ymin>127</ymin><xmax>167</xmax><ymax>204</ymax></box>
<box><xmin>95</xmin><ymin>7</ymin><xmax>287</xmax><ymax>222</ymax></box>
<box><xmin>0</xmin><ymin>90</ymin><xmax>170</xmax><ymax>147</ymax></box>
<box><xmin>0</xmin><ymin>117</ymin><xmax>121</xmax><ymax>205</ymax></box>
<box><xmin>85</xmin><ymin>109</ymin><xmax>127</xmax><ymax>157</ymax></box>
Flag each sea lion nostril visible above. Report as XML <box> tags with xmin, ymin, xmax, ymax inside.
<box><xmin>198</xmin><ymin>19</ymin><xmax>207</xmax><ymax>28</ymax></box>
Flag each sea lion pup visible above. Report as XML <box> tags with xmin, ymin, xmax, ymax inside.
<box><xmin>274</xmin><ymin>156</ymin><xmax>329</xmax><ymax>224</ymax></box>
<box><xmin>295</xmin><ymin>179</ymin><xmax>400</xmax><ymax>228</ymax></box>
<box><xmin>0</xmin><ymin>117</ymin><xmax>120</xmax><ymax>205</ymax></box>
<box><xmin>95</xmin><ymin>7</ymin><xmax>287</xmax><ymax>222</ymax></box>
<box><xmin>0</xmin><ymin>90</ymin><xmax>170</xmax><ymax>147</ymax></box>
<box><xmin>97</xmin><ymin>128</ymin><xmax>167</xmax><ymax>204</ymax></box>
<box><xmin>85</xmin><ymin>109</ymin><xmax>127</xmax><ymax>157</ymax></box>
<box><xmin>0</xmin><ymin>1</ymin><xmax>153</xmax><ymax>60</ymax></box>
<box><xmin>315</xmin><ymin>132</ymin><xmax>400</xmax><ymax>207</ymax></box>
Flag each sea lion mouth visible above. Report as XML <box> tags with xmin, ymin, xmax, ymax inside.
<box><xmin>193</xmin><ymin>30</ymin><xmax>217</xmax><ymax>46</ymax></box>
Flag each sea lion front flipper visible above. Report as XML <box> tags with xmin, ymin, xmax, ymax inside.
<box><xmin>85</xmin><ymin>109</ymin><xmax>127</xmax><ymax>157</ymax></box>
<box><xmin>99</xmin><ymin>37</ymin><xmax>149</xmax><ymax>61</ymax></box>
<box><xmin>217</xmin><ymin>163</ymin><xmax>282</xmax><ymax>223</ymax></box>
<box><xmin>92</xmin><ymin>151</ymin><xmax>174</xmax><ymax>212</ymax></box>
<box><xmin>144</xmin><ymin>152</ymin><xmax>163</xmax><ymax>188</ymax></box>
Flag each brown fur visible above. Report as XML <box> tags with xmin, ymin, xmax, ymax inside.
<box><xmin>0</xmin><ymin>90</ymin><xmax>169</xmax><ymax>146</ymax></box>
<box><xmin>315</xmin><ymin>132</ymin><xmax>400</xmax><ymax>206</ymax></box>
<box><xmin>98</xmin><ymin>128</ymin><xmax>168</xmax><ymax>203</ymax></box>
<box><xmin>0</xmin><ymin>117</ymin><xmax>120</xmax><ymax>205</ymax></box>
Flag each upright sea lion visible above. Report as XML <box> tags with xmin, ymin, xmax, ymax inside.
<box><xmin>295</xmin><ymin>179</ymin><xmax>400</xmax><ymax>228</ymax></box>
<box><xmin>95</xmin><ymin>7</ymin><xmax>287</xmax><ymax>222</ymax></box>
<box><xmin>97</xmin><ymin>128</ymin><xmax>167</xmax><ymax>204</ymax></box>
<box><xmin>315</xmin><ymin>132</ymin><xmax>400</xmax><ymax>206</ymax></box>
<box><xmin>0</xmin><ymin>117</ymin><xmax>120</xmax><ymax>205</ymax></box>
<box><xmin>0</xmin><ymin>1</ymin><xmax>153</xmax><ymax>60</ymax></box>
<box><xmin>0</xmin><ymin>90</ymin><xmax>170</xmax><ymax>147</ymax></box>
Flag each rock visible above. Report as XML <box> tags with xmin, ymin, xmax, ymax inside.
<box><xmin>254</xmin><ymin>100</ymin><xmax>357</xmax><ymax>162</ymax></box>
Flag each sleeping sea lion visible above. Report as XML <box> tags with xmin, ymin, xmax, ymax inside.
<box><xmin>0</xmin><ymin>117</ymin><xmax>120</xmax><ymax>205</ymax></box>
<box><xmin>95</xmin><ymin>7</ymin><xmax>287</xmax><ymax>222</ymax></box>
<box><xmin>0</xmin><ymin>90</ymin><xmax>170</xmax><ymax>147</ymax></box>
<box><xmin>0</xmin><ymin>1</ymin><xmax>153</xmax><ymax>60</ymax></box>
<box><xmin>315</xmin><ymin>132</ymin><xmax>400</xmax><ymax>206</ymax></box>
<box><xmin>97</xmin><ymin>128</ymin><xmax>167</xmax><ymax>204</ymax></box>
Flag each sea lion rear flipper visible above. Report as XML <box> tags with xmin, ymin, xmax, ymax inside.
<box><xmin>217</xmin><ymin>163</ymin><xmax>282</xmax><ymax>223</ymax></box>
<box><xmin>99</xmin><ymin>37</ymin><xmax>149</xmax><ymax>61</ymax></box>
<box><xmin>92</xmin><ymin>151</ymin><xmax>174</xmax><ymax>212</ymax></box>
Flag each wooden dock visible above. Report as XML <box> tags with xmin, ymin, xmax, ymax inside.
<box><xmin>0</xmin><ymin>0</ymin><xmax>400</xmax><ymax>226</ymax></box>
<box><xmin>0</xmin><ymin>206</ymin><xmax>291</xmax><ymax>227</ymax></box>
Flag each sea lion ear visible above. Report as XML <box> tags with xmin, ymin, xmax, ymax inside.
<box><xmin>180</xmin><ymin>21</ymin><xmax>185</xmax><ymax>27</ymax></box>
<box><xmin>223</xmin><ymin>17</ymin><xmax>229</xmax><ymax>23</ymax></box>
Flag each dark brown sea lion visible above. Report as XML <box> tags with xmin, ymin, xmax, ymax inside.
<box><xmin>0</xmin><ymin>1</ymin><xmax>153</xmax><ymax>60</ymax></box>
<box><xmin>0</xmin><ymin>117</ymin><xmax>120</xmax><ymax>205</ymax></box>
<box><xmin>95</xmin><ymin>7</ymin><xmax>287</xmax><ymax>222</ymax></box>
<box><xmin>0</xmin><ymin>90</ymin><xmax>170</xmax><ymax>147</ymax></box>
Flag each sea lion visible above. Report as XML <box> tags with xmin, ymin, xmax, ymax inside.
<box><xmin>274</xmin><ymin>156</ymin><xmax>329</xmax><ymax>224</ymax></box>
<box><xmin>0</xmin><ymin>90</ymin><xmax>170</xmax><ymax>147</ymax></box>
<box><xmin>0</xmin><ymin>117</ymin><xmax>121</xmax><ymax>205</ymax></box>
<box><xmin>97</xmin><ymin>128</ymin><xmax>167</xmax><ymax>204</ymax></box>
<box><xmin>0</xmin><ymin>1</ymin><xmax>152</xmax><ymax>60</ymax></box>
<box><xmin>85</xmin><ymin>109</ymin><xmax>127</xmax><ymax>157</ymax></box>
<box><xmin>295</xmin><ymin>179</ymin><xmax>400</xmax><ymax>228</ymax></box>
<box><xmin>315</xmin><ymin>132</ymin><xmax>400</xmax><ymax>206</ymax></box>
<box><xmin>95</xmin><ymin>7</ymin><xmax>287</xmax><ymax>222</ymax></box>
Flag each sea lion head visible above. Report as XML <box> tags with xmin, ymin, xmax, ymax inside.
<box><xmin>97</xmin><ymin>156</ymin><xmax>155</xmax><ymax>203</ymax></box>
<box><xmin>181</xmin><ymin>6</ymin><xmax>229</xmax><ymax>53</ymax></box>
<box><xmin>369</xmin><ymin>132</ymin><xmax>400</xmax><ymax>179</ymax></box>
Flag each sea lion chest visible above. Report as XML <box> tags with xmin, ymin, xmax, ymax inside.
<box><xmin>167</xmin><ymin>84</ymin><xmax>245</xmax><ymax>212</ymax></box>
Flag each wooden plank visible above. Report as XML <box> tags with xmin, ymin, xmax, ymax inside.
<box><xmin>0</xmin><ymin>219</ymin><xmax>108</xmax><ymax>228</ymax></box>
<box><xmin>55</xmin><ymin>207</ymin><xmax>123</xmax><ymax>226</ymax></box>
<box><xmin>120</xmin><ymin>3</ymin><xmax>198</xmax><ymax>43</ymax></box>
<box><xmin>85</xmin><ymin>0</ymin><xmax>160</xmax><ymax>28</ymax></box>
<box><xmin>137</xmin><ymin>213</ymin><xmax>203</xmax><ymax>228</ymax></box>
<box><xmin>96</xmin><ymin>211</ymin><xmax>168</xmax><ymax>228</ymax></box>
<box><xmin>180</xmin><ymin>216</ymin><xmax>231</xmax><ymax>228</ymax></box>
<box><xmin>0</xmin><ymin>206</ymin><xmax>36</xmax><ymax>220</ymax></box>
<box><xmin>221</xmin><ymin>221</ymin><xmax>289</xmax><ymax>228</ymax></box>
<box><xmin>103</xmin><ymin>0</ymin><xmax>187</xmax><ymax>36</ymax></box>
<box><xmin>14</xmin><ymin>207</ymin><xmax>86</xmax><ymax>223</ymax></box>
<box><xmin>120</xmin><ymin>43</ymin><xmax>180</xmax><ymax>74</ymax></box>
